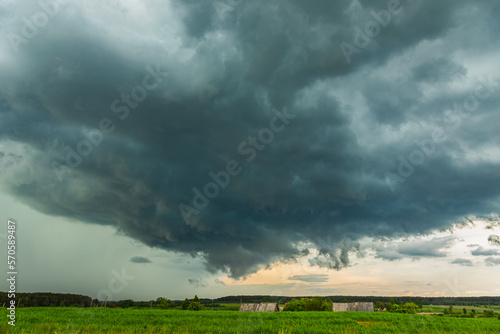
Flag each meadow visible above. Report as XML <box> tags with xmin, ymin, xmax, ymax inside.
<box><xmin>421</xmin><ymin>304</ymin><xmax>500</xmax><ymax>314</ymax></box>
<box><xmin>2</xmin><ymin>307</ymin><xmax>500</xmax><ymax>333</ymax></box>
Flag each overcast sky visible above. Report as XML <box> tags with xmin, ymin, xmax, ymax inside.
<box><xmin>0</xmin><ymin>0</ymin><xmax>499</xmax><ymax>301</ymax></box>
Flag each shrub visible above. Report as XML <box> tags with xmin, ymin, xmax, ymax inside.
<box><xmin>401</xmin><ymin>302</ymin><xmax>418</xmax><ymax>314</ymax></box>
<box><xmin>283</xmin><ymin>299</ymin><xmax>307</xmax><ymax>311</ymax></box>
<box><xmin>187</xmin><ymin>301</ymin><xmax>205</xmax><ymax>311</ymax></box>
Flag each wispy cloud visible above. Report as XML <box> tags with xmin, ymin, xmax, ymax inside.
<box><xmin>450</xmin><ymin>258</ymin><xmax>473</xmax><ymax>267</ymax></box>
<box><xmin>485</xmin><ymin>257</ymin><xmax>500</xmax><ymax>266</ymax></box>
<box><xmin>288</xmin><ymin>274</ymin><xmax>329</xmax><ymax>283</ymax></box>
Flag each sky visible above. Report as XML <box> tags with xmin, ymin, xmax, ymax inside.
<box><xmin>0</xmin><ymin>0</ymin><xmax>499</xmax><ymax>301</ymax></box>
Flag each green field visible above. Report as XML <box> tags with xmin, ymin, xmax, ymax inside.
<box><xmin>1</xmin><ymin>307</ymin><xmax>499</xmax><ymax>333</ymax></box>
<box><xmin>420</xmin><ymin>305</ymin><xmax>500</xmax><ymax>314</ymax></box>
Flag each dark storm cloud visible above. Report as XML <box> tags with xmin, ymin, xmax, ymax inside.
<box><xmin>0</xmin><ymin>0</ymin><xmax>499</xmax><ymax>278</ymax></box>
<box><xmin>450</xmin><ymin>258</ymin><xmax>473</xmax><ymax>267</ymax></box>
<box><xmin>288</xmin><ymin>274</ymin><xmax>329</xmax><ymax>283</ymax></box>
<box><xmin>471</xmin><ymin>247</ymin><xmax>500</xmax><ymax>256</ymax></box>
<box><xmin>130</xmin><ymin>256</ymin><xmax>152</xmax><ymax>264</ymax></box>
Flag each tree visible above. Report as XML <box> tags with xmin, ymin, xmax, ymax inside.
<box><xmin>182</xmin><ymin>298</ymin><xmax>191</xmax><ymax>310</ymax></box>
<box><xmin>283</xmin><ymin>297</ymin><xmax>330</xmax><ymax>312</ymax></box>
<box><xmin>283</xmin><ymin>298</ymin><xmax>307</xmax><ymax>311</ymax></box>
<box><xmin>187</xmin><ymin>295</ymin><xmax>205</xmax><ymax>311</ymax></box>
<box><xmin>463</xmin><ymin>308</ymin><xmax>467</xmax><ymax>314</ymax></box>
<box><xmin>306</xmin><ymin>297</ymin><xmax>327</xmax><ymax>311</ymax></box>
<box><xmin>448</xmin><ymin>305</ymin><xmax>453</xmax><ymax>314</ymax></box>
<box><xmin>325</xmin><ymin>298</ymin><xmax>333</xmax><ymax>312</ymax></box>
<box><xmin>157</xmin><ymin>297</ymin><xmax>170</xmax><ymax>309</ymax></box>
<box><xmin>402</xmin><ymin>302</ymin><xmax>418</xmax><ymax>314</ymax></box>
<box><xmin>187</xmin><ymin>301</ymin><xmax>205</xmax><ymax>311</ymax></box>
<box><xmin>375</xmin><ymin>301</ymin><xmax>385</xmax><ymax>310</ymax></box>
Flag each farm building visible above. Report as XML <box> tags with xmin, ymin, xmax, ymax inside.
<box><xmin>332</xmin><ymin>302</ymin><xmax>374</xmax><ymax>312</ymax></box>
<box><xmin>239</xmin><ymin>303</ymin><xmax>280</xmax><ymax>312</ymax></box>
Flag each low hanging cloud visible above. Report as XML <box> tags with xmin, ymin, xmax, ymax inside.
<box><xmin>214</xmin><ymin>278</ymin><xmax>225</xmax><ymax>286</ymax></box>
<box><xmin>471</xmin><ymin>247</ymin><xmax>500</xmax><ymax>256</ymax></box>
<box><xmin>374</xmin><ymin>237</ymin><xmax>456</xmax><ymax>261</ymax></box>
<box><xmin>0</xmin><ymin>0</ymin><xmax>499</xmax><ymax>278</ymax></box>
<box><xmin>188</xmin><ymin>278</ymin><xmax>207</xmax><ymax>288</ymax></box>
<box><xmin>130</xmin><ymin>256</ymin><xmax>152</xmax><ymax>264</ymax></box>
<box><xmin>450</xmin><ymin>258</ymin><xmax>473</xmax><ymax>267</ymax></box>
<box><xmin>485</xmin><ymin>257</ymin><xmax>500</xmax><ymax>266</ymax></box>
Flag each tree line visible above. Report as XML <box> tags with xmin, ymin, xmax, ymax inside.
<box><xmin>0</xmin><ymin>292</ymin><xmax>91</xmax><ymax>307</ymax></box>
<box><xmin>2</xmin><ymin>291</ymin><xmax>499</xmax><ymax>308</ymax></box>
<box><xmin>218</xmin><ymin>295</ymin><xmax>500</xmax><ymax>306</ymax></box>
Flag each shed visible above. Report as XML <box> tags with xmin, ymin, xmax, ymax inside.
<box><xmin>332</xmin><ymin>302</ymin><xmax>374</xmax><ymax>312</ymax></box>
<box><xmin>239</xmin><ymin>303</ymin><xmax>279</xmax><ymax>312</ymax></box>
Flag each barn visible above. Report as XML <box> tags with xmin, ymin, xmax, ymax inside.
<box><xmin>239</xmin><ymin>303</ymin><xmax>280</xmax><ymax>312</ymax></box>
<box><xmin>332</xmin><ymin>302</ymin><xmax>374</xmax><ymax>312</ymax></box>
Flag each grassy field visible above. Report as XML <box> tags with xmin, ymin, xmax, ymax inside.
<box><xmin>1</xmin><ymin>307</ymin><xmax>499</xmax><ymax>333</ymax></box>
<box><xmin>420</xmin><ymin>305</ymin><xmax>500</xmax><ymax>314</ymax></box>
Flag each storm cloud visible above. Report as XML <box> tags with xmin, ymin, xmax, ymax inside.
<box><xmin>0</xmin><ymin>0</ymin><xmax>499</xmax><ymax>278</ymax></box>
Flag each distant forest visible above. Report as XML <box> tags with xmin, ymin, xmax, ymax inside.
<box><xmin>1</xmin><ymin>292</ymin><xmax>499</xmax><ymax>308</ymax></box>
<box><xmin>216</xmin><ymin>295</ymin><xmax>500</xmax><ymax>307</ymax></box>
